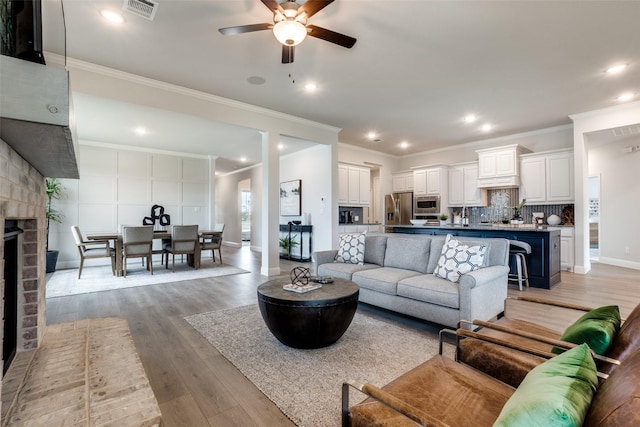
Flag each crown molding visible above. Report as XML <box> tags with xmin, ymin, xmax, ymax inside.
<box><xmin>79</xmin><ymin>139</ymin><xmax>211</xmax><ymax>160</ymax></box>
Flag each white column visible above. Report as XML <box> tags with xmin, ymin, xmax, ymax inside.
<box><xmin>261</xmin><ymin>131</ymin><xmax>281</xmax><ymax>276</ymax></box>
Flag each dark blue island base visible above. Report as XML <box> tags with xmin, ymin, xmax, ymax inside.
<box><xmin>392</xmin><ymin>224</ymin><xmax>562</xmax><ymax>289</ymax></box>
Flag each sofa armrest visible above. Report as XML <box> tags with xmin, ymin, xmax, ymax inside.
<box><xmin>342</xmin><ymin>381</ymin><xmax>451</xmax><ymax>427</ymax></box>
<box><xmin>458</xmin><ymin>265</ymin><xmax>510</xmax><ymax>326</ymax></box>
<box><xmin>459</xmin><ymin>265</ymin><xmax>509</xmax><ymax>290</ymax></box>
<box><xmin>312</xmin><ymin>250</ymin><xmax>338</xmax><ymax>273</ymax></box>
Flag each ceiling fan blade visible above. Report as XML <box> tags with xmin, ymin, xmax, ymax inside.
<box><xmin>298</xmin><ymin>0</ymin><xmax>335</xmax><ymax>18</ymax></box>
<box><xmin>218</xmin><ymin>23</ymin><xmax>273</xmax><ymax>36</ymax></box>
<box><xmin>282</xmin><ymin>45</ymin><xmax>295</xmax><ymax>63</ymax></box>
<box><xmin>306</xmin><ymin>25</ymin><xmax>357</xmax><ymax>48</ymax></box>
<box><xmin>260</xmin><ymin>0</ymin><xmax>284</xmax><ymax>14</ymax></box>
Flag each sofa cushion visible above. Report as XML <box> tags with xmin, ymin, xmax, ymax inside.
<box><xmin>364</xmin><ymin>235</ymin><xmax>388</xmax><ymax>266</ymax></box>
<box><xmin>552</xmin><ymin>305</ymin><xmax>621</xmax><ymax>356</ymax></box>
<box><xmin>433</xmin><ymin>234</ymin><xmax>487</xmax><ymax>283</ymax></box>
<box><xmin>383</xmin><ymin>237</ymin><xmax>431</xmax><ymax>274</ymax></box>
<box><xmin>334</xmin><ymin>232</ymin><xmax>366</xmax><ymax>264</ymax></box>
<box><xmin>494</xmin><ymin>343</ymin><xmax>598</xmax><ymax>427</ymax></box>
<box><xmin>397</xmin><ymin>275</ymin><xmax>460</xmax><ymax>309</ymax></box>
<box><xmin>317</xmin><ymin>262</ymin><xmax>380</xmax><ymax>281</ymax></box>
<box><xmin>353</xmin><ymin>267</ymin><xmax>422</xmax><ymax>296</ymax></box>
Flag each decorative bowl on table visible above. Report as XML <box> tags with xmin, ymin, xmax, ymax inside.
<box><xmin>409</xmin><ymin>219</ymin><xmax>427</xmax><ymax>226</ymax></box>
<box><xmin>547</xmin><ymin>215</ymin><xmax>561</xmax><ymax>226</ymax></box>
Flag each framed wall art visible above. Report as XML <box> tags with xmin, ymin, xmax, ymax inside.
<box><xmin>280</xmin><ymin>180</ymin><xmax>301</xmax><ymax>216</ymax></box>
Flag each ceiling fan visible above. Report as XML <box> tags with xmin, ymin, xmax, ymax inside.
<box><xmin>219</xmin><ymin>0</ymin><xmax>357</xmax><ymax>64</ymax></box>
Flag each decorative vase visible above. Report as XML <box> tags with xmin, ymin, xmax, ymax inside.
<box><xmin>46</xmin><ymin>250</ymin><xmax>59</xmax><ymax>273</ymax></box>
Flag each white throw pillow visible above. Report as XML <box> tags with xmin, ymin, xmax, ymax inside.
<box><xmin>433</xmin><ymin>234</ymin><xmax>487</xmax><ymax>282</ymax></box>
<box><xmin>334</xmin><ymin>232</ymin><xmax>366</xmax><ymax>265</ymax></box>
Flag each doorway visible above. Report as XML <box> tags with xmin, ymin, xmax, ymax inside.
<box><xmin>239</xmin><ymin>179</ymin><xmax>251</xmax><ymax>246</ymax></box>
<box><xmin>588</xmin><ymin>175</ymin><xmax>600</xmax><ymax>260</ymax></box>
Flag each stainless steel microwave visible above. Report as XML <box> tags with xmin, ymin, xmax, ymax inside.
<box><xmin>414</xmin><ymin>195</ymin><xmax>440</xmax><ymax>214</ymax></box>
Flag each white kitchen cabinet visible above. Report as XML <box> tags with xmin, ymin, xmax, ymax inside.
<box><xmin>339</xmin><ymin>163</ymin><xmax>371</xmax><ymax>206</ymax></box>
<box><xmin>413</xmin><ymin>169</ymin><xmax>427</xmax><ymax>195</ymax></box>
<box><xmin>413</xmin><ymin>166</ymin><xmax>447</xmax><ymax>196</ymax></box>
<box><xmin>547</xmin><ymin>150</ymin><xmax>574</xmax><ymax>202</ymax></box>
<box><xmin>449</xmin><ymin>162</ymin><xmax>487</xmax><ymax>206</ymax></box>
<box><xmin>520</xmin><ymin>149</ymin><xmax>574</xmax><ymax>204</ymax></box>
<box><xmin>359</xmin><ymin>168</ymin><xmax>371</xmax><ymax>204</ymax></box>
<box><xmin>476</xmin><ymin>144</ymin><xmax>529</xmax><ymax>188</ymax></box>
<box><xmin>338</xmin><ymin>164</ymin><xmax>349</xmax><ymax>204</ymax></box>
<box><xmin>560</xmin><ymin>227</ymin><xmax>574</xmax><ymax>271</ymax></box>
<box><xmin>426</xmin><ymin>166</ymin><xmax>447</xmax><ymax>195</ymax></box>
<box><xmin>392</xmin><ymin>171</ymin><xmax>413</xmax><ymax>192</ymax></box>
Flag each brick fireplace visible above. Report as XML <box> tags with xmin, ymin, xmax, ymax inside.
<box><xmin>0</xmin><ymin>139</ymin><xmax>48</xmax><ymax>415</ymax></box>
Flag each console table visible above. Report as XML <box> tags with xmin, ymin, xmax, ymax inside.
<box><xmin>279</xmin><ymin>224</ymin><xmax>312</xmax><ymax>262</ymax></box>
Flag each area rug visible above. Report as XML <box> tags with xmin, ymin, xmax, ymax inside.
<box><xmin>46</xmin><ymin>262</ymin><xmax>248</xmax><ymax>298</ymax></box>
<box><xmin>185</xmin><ymin>304</ymin><xmax>454</xmax><ymax>427</ymax></box>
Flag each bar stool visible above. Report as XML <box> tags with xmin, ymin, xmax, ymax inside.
<box><xmin>508</xmin><ymin>240</ymin><xmax>531</xmax><ymax>291</ymax></box>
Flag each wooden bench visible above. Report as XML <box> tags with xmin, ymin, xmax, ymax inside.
<box><xmin>2</xmin><ymin>318</ymin><xmax>162</xmax><ymax>426</ymax></box>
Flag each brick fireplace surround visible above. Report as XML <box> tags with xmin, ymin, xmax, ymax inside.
<box><xmin>0</xmin><ymin>138</ymin><xmax>48</xmax><ymax>417</ymax></box>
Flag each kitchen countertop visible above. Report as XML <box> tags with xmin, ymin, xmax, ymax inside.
<box><xmin>393</xmin><ymin>223</ymin><xmax>565</xmax><ymax>232</ymax></box>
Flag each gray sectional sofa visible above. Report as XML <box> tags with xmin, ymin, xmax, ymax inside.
<box><xmin>312</xmin><ymin>233</ymin><xmax>510</xmax><ymax>328</ymax></box>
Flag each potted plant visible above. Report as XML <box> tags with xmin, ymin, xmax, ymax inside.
<box><xmin>511</xmin><ymin>198</ymin><xmax>527</xmax><ymax>224</ymax></box>
<box><xmin>439</xmin><ymin>213</ymin><xmax>449</xmax><ymax>226</ymax></box>
<box><xmin>279</xmin><ymin>234</ymin><xmax>299</xmax><ymax>257</ymax></box>
<box><xmin>45</xmin><ymin>178</ymin><xmax>65</xmax><ymax>273</ymax></box>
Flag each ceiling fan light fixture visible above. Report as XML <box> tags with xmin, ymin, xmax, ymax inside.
<box><xmin>273</xmin><ymin>20</ymin><xmax>307</xmax><ymax>46</ymax></box>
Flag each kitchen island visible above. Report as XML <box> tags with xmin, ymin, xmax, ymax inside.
<box><xmin>392</xmin><ymin>224</ymin><xmax>561</xmax><ymax>289</ymax></box>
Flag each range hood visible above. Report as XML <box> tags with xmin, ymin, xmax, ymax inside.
<box><xmin>0</xmin><ymin>55</ymin><xmax>79</xmax><ymax>179</ymax></box>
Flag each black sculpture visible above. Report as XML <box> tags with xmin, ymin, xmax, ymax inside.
<box><xmin>143</xmin><ymin>204</ymin><xmax>170</xmax><ymax>227</ymax></box>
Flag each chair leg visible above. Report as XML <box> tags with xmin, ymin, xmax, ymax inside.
<box><xmin>110</xmin><ymin>256</ymin><xmax>116</xmax><ymax>276</ymax></box>
<box><xmin>515</xmin><ymin>254</ymin><xmax>524</xmax><ymax>291</ymax></box>
<box><xmin>123</xmin><ymin>257</ymin><xmax>127</xmax><ymax>278</ymax></box>
<box><xmin>521</xmin><ymin>254</ymin><xmax>530</xmax><ymax>288</ymax></box>
<box><xmin>149</xmin><ymin>255</ymin><xmax>153</xmax><ymax>275</ymax></box>
<box><xmin>78</xmin><ymin>258</ymin><xmax>84</xmax><ymax>279</ymax></box>
<box><xmin>217</xmin><ymin>249</ymin><xmax>222</xmax><ymax>264</ymax></box>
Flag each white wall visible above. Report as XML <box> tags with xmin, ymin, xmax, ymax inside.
<box><xmin>53</xmin><ymin>143</ymin><xmax>211</xmax><ymax>269</ymax></box>
<box><xmin>588</xmin><ymin>134</ymin><xmax>640</xmax><ymax>269</ymax></box>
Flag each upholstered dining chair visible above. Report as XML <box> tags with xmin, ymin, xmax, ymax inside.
<box><xmin>201</xmin><ymin>223</ymin><xmax>225</xmax><ymax>263</ymax></box>
<box><xmin>122</xmin><ymin>226</ymin><xmax>154</xmax><ymax>277</ymax></box>
<box><xmin>163</xmin><ymin>225</ymin><xmax>199</xmax><ymax>272</ymax></box>
<box><xmin>70</xmin><ymin>225</ymin><xmax>115</xmax><ymax>279</ymax></box>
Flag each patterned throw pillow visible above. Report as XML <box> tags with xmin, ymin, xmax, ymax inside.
<box><xmin>334</xmin><ymin>232</ymin><xmax>366</xmax><ymax>265</ymax></box>
<box><xmin>433</xmin><ymin>234</ymin><xmax>487</xmax><ymax>282</ymax></box>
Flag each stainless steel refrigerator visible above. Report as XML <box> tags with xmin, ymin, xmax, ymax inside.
<box><xmin>385</xmin><ymin>192</ymin><xmax>413</xmax><ymax>228</ymax></box>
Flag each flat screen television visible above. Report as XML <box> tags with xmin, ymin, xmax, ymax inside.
<box><xmin>1</xmin><ymin>0</ymin><xmax>46</xmax><ymax>64</ymax></box>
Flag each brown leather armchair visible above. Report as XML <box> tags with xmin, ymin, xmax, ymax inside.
<box><xmin>342</xmin><ymin>342</ymin><xmax>640</xmax><ymax>427</ymax></box>
<box><xmin>456</xmin><ymin>296</ymin><xmax>640</xmax><ymax>387</ymax></box>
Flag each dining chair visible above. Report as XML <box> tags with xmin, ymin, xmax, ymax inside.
<box><xmin>201</xmin><ymin>223</ymin><xmax>225</xmax><ymax>263</ymax></box>
<box><xmin>163</xmin><ymin>225</ymin><xmax>199</xmax><ymax>272</ymax></box>
<box><xmin>122</xmin><ymin>226</ymin><xmax>154</xmax><ymax>277</ymax></box>
<box><xmin>70</xmin><ymin>225</ymin><xmax>115</xmax><ymax>279</ymax></box>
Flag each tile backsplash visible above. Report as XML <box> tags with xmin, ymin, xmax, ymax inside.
<box><xmin>449</xmin><ymin>188</ymin><xmax>574</xmax><ymax>225</ymax></box>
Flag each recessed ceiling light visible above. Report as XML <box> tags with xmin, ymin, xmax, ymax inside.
<box><xmin>278</xmin><ymin>143</ymin><xmax>284</xmax><ymax>150</ymax></box>
<box><xmin>240</xmin><ymin>157</ymin><xmax>247</xmax><ymax>163</ymax></box>
<box><xmin>247</xmin><ymin>76</ymin><xmax>266</xmax><ymax>85</ymax></box>
<box><xmin>135</xmin><ymin>126</ymin><xmax>147</xmax><ymax>135</ymax></box>
<box><xmin>304</xmin><ymin>83</ymin><xmax>318</xmax><ymax>91</ymax></box>
<box><xmin>481</xmin><ymin>123</ymin><xmax>493</xmax><ymax>132</ymax></box>
<box><xmin>367</xmin><ymin>131</ymin><xmax>377</xmax><ymax>140</ymax></box>
<box><xmin>605</xmin><ymin>64</ymin><xmax>627</xmax><ymax>74</ymax></box>
<box><xmin>617</xmin><ymin>92</ymin><xmax>635</xmax><ymax>102</ymax></box>
<box><xmin>463</xmin><ymin>114</ymin><xmax>477</xmax><ymax>124</ymax></box>
<box><xmin>100</xmin><ymin>9</ymin><xmax>125</xmax><ymax>24</ymax></box>
<box><xmin>400</xmin><ymin>141</ymin><xmax>409</xmax><ymax>149</ymax></box>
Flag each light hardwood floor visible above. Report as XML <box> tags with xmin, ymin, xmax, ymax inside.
<box><xmin>45</xmin><ymin>245</ymin><xmax>640</xmax><ymax>427</ymax></box>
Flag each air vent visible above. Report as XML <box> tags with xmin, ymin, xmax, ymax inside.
<box><xmin>611</xmin><ymin>124</ymin><xmax>640</xmax><ymax>137</ymax></box>
<box><xmin>123</xmin><ymin>0</ymin><xmax>158</xmax><ymax>21</ymax></box>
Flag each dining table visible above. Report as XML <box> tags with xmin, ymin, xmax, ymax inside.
<box><xmin>87</xmin><ymin>230</ymin><xmax>222</xmax><ymax>277</ymax></box>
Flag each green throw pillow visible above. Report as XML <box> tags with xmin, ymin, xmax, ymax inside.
<box><xmin>552</xmin><ymin>305</ymin><xmax>621</xmax><ymax>355</ymax></box>
<box><xmin>493</xmin><ymin>344</ymin><xmax>598</xmax><ymax>427</ymax></box>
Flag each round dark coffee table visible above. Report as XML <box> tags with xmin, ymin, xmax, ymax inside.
<box><xmin>257</xmin><ymin>277</ymin><xmax>359</xmax><ymax>349</ymax></box>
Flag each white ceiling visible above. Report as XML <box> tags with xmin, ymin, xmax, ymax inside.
<box><xmin>41</xmin><ymin>1</ymin><xmax>640</xmax><ymax>172</ymax></box>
